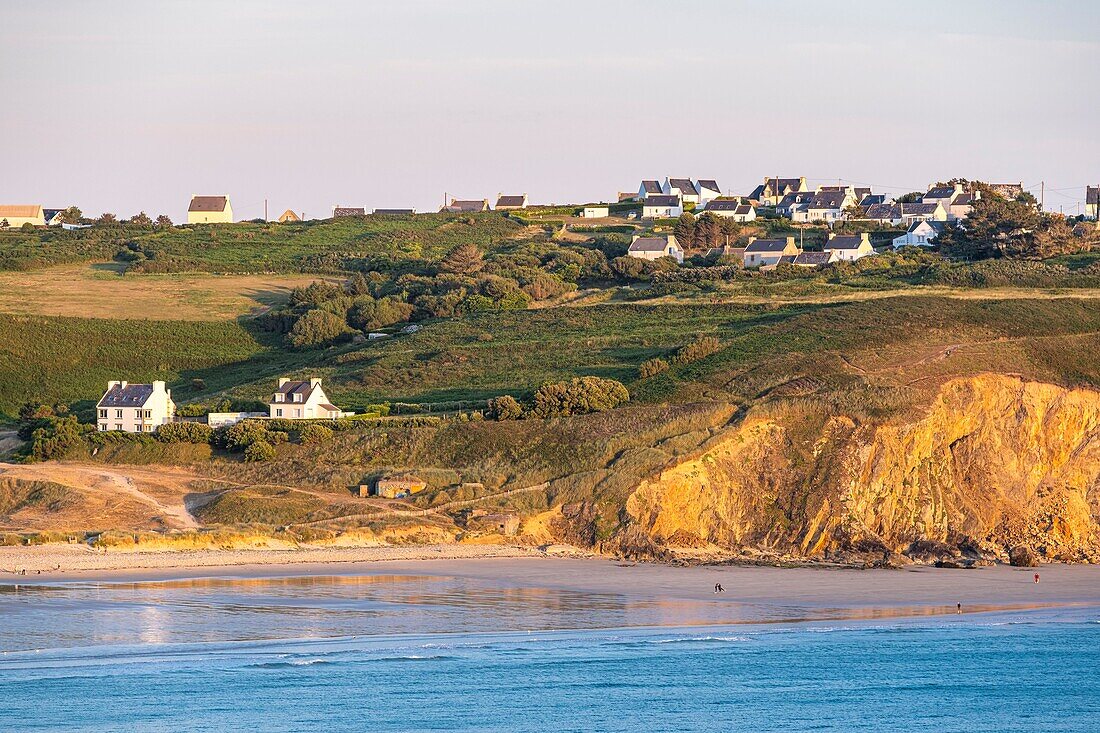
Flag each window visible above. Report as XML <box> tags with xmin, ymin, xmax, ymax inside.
<box><xmin>116</xmin><ymin>410</ymin><xmax>123</xmax><ymax>419</ymax></box>
<box><xmin>276</xmin><ymin>408</ymin><xmax>283</xmax><ymax>417</ymax></box>
<box><xmin>98</xmin><ymin>423</ymin><xmax>107</xmax><ymax>432</ymax></box>
<box><xmin>274</xmin><ymin>394</ymin><xmax>284</xmax><ymax>402</ymax></box>
<box><xmin>144</xmin><ymin>410</ymin><xmax>152</xmax><ymax>419</ymax></box>
<box><xmin>98</xmin><ymin>409</ymin><xmax>107</xmax><ymax>419</ymax></box>
<box><xmin>293</xmin><ymin>394</ymin><xmax>302</xmax><ymax>402</ymax></box>
<box><xmin>295</xmin><ymin>409</ymin><xmax>302</xmax><ymax>418</ymax></box>
<box><xmin>114</xmin><ymin>424</ymin><xmax>122</xmax><ymax>431</ymax></box>
<box><xmin>135</xmin><ymin>424</ymin><xmax>143</xmax><ymax>433</ymax></box>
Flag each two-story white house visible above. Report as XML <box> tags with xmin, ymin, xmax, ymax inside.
<box><xmin>627</xmin><ymin>235</ymin><xmax>684</xmax><ymax>264</ymax></box>
<box><xmin>893</xmin><ymin>220</ymin><xmax>946</xmax><ymax>248</ymax></box>
<box><xmin>268</xmin><ymin>377</ymin><xmax>353</xmax><ymax>419</ymax></box>
<box><xmin>637</xmin><ymin>180</ymin><xmax>663</xmax><ymax>200</ymax></box>
<box><xmin>704</xmin><ymin>199</ymin><xmax>756</xmax><ymax>222</ymax></box>
<box><xmin>747</xmin><ymin>177</ymin><xmax>809</xmax><ymax>207</ymax></box>
<box><xmin>641</xmin><ymin>195</ymin><xmax>683</xmax><ymax>219</ymax></box>
<box><xmin>96</xmin><ymin>381</ymin><xmax>176</xmax><ymax>433</ymax></box>
<box><xmin>791</xmin><ymin>190</ymin><xmax>856</xmax><ymax>224</ymax></box>
<box><xmin>695</xmin><ymin>179</ymin><xmax>722</xmax><ymax>207</ymax></box>
<box><xmin>743</xmin><ymin>236</ymin><xmax>801</xmax><ymax>268</ymax></box>
<box><xmin>663</xmin><ymin>178</ymin><xmax>700</xmax><ymax>205</ymax></box>
<box><xmin>1086</xmin><ymin>186</ymin><xmax>1098</xmax><ymax>220</ymax></box>
<box><xmin>824</xmin><ymin>232</ymin><xmax>876</xmax><ymax>261</ymax></box>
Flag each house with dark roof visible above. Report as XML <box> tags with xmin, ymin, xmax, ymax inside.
<box><xmin>947</xmin><ymin>191</ymin><xmax>978</xmax><ymax>222</ymax></box>
<box><xmin>824</xmin><ymin>232</ymin><xmax>875</xmax><ymax>261</ymax></box>
<box><xmin>187</xmin><ymin>195</ymin><xmax>233</xmax><ymax>224</ymax></box>
<box><xmin>864</xmin><ymin>202</ymin><xmax>946</xmax><ymax>226</ymax></box>
<box><xmin>43</xmin><ymin>208</ymin><xmax>65</xmax><ymax>226</ymax></box>
<box><xmin>858</xmin><ymin>194</ymin><xmax>887</xmax><ymax>208</ymax></box>
<box><xmin>637</xmin><ymin>180</ymin><xmax>663</xmax><ymax>200</ymax></box>
<box><xmin>893</xmin><ymin>220</ymin><xmax>946</xmax><ymax>248</ymax></box>
<box><xmin>268</xmin><ymin>377</ymin><xmax>353</xmax><ymax>420</ymax></box>
<box><xmin>704</xmin><ymin>198</ymin><xmax>756</xmax><ymax>222</ymax></box>
<box><xmin>921</xmin><ymin>184</ymin><xmax>964</xmax><ymax>210</ymax></box>
<box><xmin>696</xmin><ymin>179</ymin><xmax>722</xmax><ymax>205</ymax></box>
<box><xmin>664</xmin><ymin>178</ymin><xmax>700</xmax><ymax>205</ymax></box>
<box><xmin>332</xmin><ymin>206</ymin><xmax>366</xmax><ymax>218</ymax></box>
<box><xmin>641</xmin><ymin>195</ymin><xmax>683</xmax><ymax>219</ymax></box>
<box><xmin>96</xmin><ymin>381</ymin><xmax>175</xmax><ymax>433</ymax></box>
<box><xmin>792</xmin><ymin>190</ymin><xmax>856</xmax><ymax>224</ymax></box>
<box><xmin>776</xmin><ymin>191</ymin><xmax>815</xmax><ymax>218</ymax></box>
<box><xmin>743</xmin><ymin>236</ymin><xmax>800</xmax><ymax>268</ymax></box>
<box><xmin>373</xmin><ymin>208</ymin><xmax>416</xmax><ymax>215</ymax></box>
<box><xmin>627</xmin><ymin>235</ymin><xmax>683</xmax><ymax>264</ymax></box>
<box><xmin>747</xmin><ymin>176</ymin><xmax>809</xmax><ymax>207</ymax></box>
<box><xmin>788</xmin><ymin>250</ymin><xmax>839</xmax><ymax>268</ymax></box>
<box><xmin>1086</xmin><ymin>186</ymin><xmax>1098</xmax><ymax>220</ymax></box>
<box><xmin>495</xmin><ymin>194</ymin><xmax>528</xmax><ymax>210</ymax></box>
<box><xmin>443</xmin><ymin>199</ymin><xmax>490</xmax><ymax>213</ymax></box>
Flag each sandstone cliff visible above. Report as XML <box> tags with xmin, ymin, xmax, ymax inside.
<box><xmin>622</xmin><ymin>375</ymin><xmax>1100</xmax><ymax>563</ymax></box>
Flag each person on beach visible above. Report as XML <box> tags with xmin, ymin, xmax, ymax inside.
<box><xmin>957</xmin><ymin>603</ymin><xmax>961</xmax><ymax>614</ymax></box>
<box><xmin>714</xmin><ymin>583</ymin><xmax>724</xmax><ymax>594</ymax></box>
<box><xmin>1034</xmin><ymin>573</ymin><xmax>1040</xmax><ymax>583</ymax></box>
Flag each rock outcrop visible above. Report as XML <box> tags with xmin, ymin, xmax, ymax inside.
<box><xmin>624</xmin><ymin>375</ymin><xmax>1100</xmax><ymax>563</ymax></box>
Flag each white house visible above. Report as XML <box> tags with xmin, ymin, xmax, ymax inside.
<box><xmin>704</xmin><ymin>199</ymin><xmax>756</xmax><ymax>222</ymax></box>
<box><xmin>864</xmin><ymin>202</ymin><xmax>946</xmax><ymax>226</ymax></box>
<box><xmin>663</xmin><ymin>178</ymin><xmax>700</xmax><ymax>205</ymax></box>
<box><xmin>0</xmin><ymin>205</ymin><xmax>46</xmax><ymax>228</ymax></box>
<box><xmin>785</xmin><ymin>250</ymin><xmax>840</xmax><ymax>268</ymax></box>
<box><xmin>893</xmin><ymin>220</ymin><xmax>946</xmax><ymax>248</ymax></box>
<box><xmin>824</xmin><ymin>232</ymin><xmax>876</xmax><ymax>261</ymax></box>
<box><xmin>638</xmin><ymin>180</ymin><xmax>662</xmax><ymax>200</ymax></box>
<box><xmin>268</xmin><ymin>377</ymin><xmax>354</xmax><ymax>419</ymax></box>
<box><xmin>1086</xmin><ymin>186</ymin><xmax>1098</xmax><ymax>220</ymax></box>
<box><xmin>921</xmin><ymin>183</ymin><xmax>964</xmax><ymax>210</ymax></box>
<box><xmin>96</xmin><ymin>381</ymin><xmax>176</xmax><ymax>433</ymax></box>
<box><xmin>187</xmin><ymin>195</ymin><xmax>233</xmax><ymax>224</ymax></box>
<box><xmin>777</xmin><ymin>191</ymin><xmax>815</xmax><ymax>218</ymax></box>
<box><xmin>695</xmin><ymin>179</ymin><xmax>722</xmax><ymax>206</ymax></box>
<box><xmin>747</xmin><ymin>177</ymin><xmax>809</xmax><ymax>207</ymax></box>
<box><xmin>641</xmin><ymin>195</ymin><xmax>683</xmax><ymax>219</ymax></box>
<box><xmin>581</xmin><ymin>206</ymin><xmax>610</xmax><ymax>218</ymax></box>
<box><xmin>792</xmin><ymin>190</ymin><xmax>856</xmax><ymax>224</ymax></box>
<box><xmin>743</xmin><ymin>236</ymin><xmax>800</xmax><ymax>268</ymax></box>
<box><xmin>627</xmin><ymin>235</ymin><xmax>683</xmax><ymax>264</ymax></box>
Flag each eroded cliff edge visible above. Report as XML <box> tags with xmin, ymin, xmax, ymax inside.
<box><xmin>621</xmin><ymin>374</ymin><xmax>1100</xmax><ymax>564</ymax></box>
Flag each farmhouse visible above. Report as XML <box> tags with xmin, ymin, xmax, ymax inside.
<box><xmin>641</xmin><ymin>195</ymin><xmax>683</xmax><ymax>219</ymax></box>
<box><xmin>776</xmin><ymin>191</ymin><xmax>815</xmax><ymax>218</ymax></box>
<box><xmin>893</xmin><ymin>220</ymin><xmax>946</xmax><ymax>248</ymax></box>
<box><xmin>443</xmin><ymin>199</ymin><xmax>490</xmax><ymax>213</ymax></box>
<box><xmin>332</xmin><ymin>206</ymin><xmax>366</xmax><ymax>218</ymax></box>
<box><xmin>748</xmin><ymin>176</ymin><xmax>809</xmax><ymax>207</ymax></box>
<box><xmin>268</xmin><ymin>377</ymin><xmax>353</xmax><ymax>420</ymax></box>
<box><xmin>824</xmin><ymin>232</ymin><xmax>876</xmax><ymax>261</ymax></box>
<box><xmin>864</xmin><ymin>202</ymin><xmax>946</xmax><ymax>226</ymax></box>
<box><xmin>743</xmin><ymin>236</ymin><xmax>800</xmax><ymax>268</ymax></box>
<box><xmin>495</xmin><ymin>194</ymin><xmax>528</xmax><ymax>210</ymax></box>
<box><xmin>704</xmin><ymin>199</ymin><xmax>756</xmax><ymax>222</ymax></box>
<box><xmin>581</xmin><ymin>206</ymin><xmax>610</xmax><ymax>218</ymax></box>
<box><xmin>187</xmin><ymin>195</ymin><xmax>233</xmax><ymax>224</ymax></box>
<box><xmin>664</xmin><ymin>178</ymin><xmax>700</xmax><ymax>204</ymax></box>
<box><xmin>96</xmin><ymin>381</ymin><xmax>176</xmax><ymax>433</ymax></box>
<box><xmin>0</xmin><ymin>205</ymin><xmax>45</xmax><ymax>228</ymax></box>
<box><xmin>628</xmin><ymin>235</ymin><xmax>684</xmax><ymax>263</ymax></box>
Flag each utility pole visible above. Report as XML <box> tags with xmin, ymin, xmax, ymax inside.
<box><xmin>264</xmin><ymin>198</ymin><xmax>268</xmax><ymax>222</ymax></box>
<box><xmin>1040</xmin><ymin>182</ymin><xmax>1044</xmax><ymax>212</ymax></box>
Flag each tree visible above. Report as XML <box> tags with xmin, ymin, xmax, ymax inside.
<box><xmin>673</xmin><ymin>212</ymin><xmax>697</xmax><ymax>249</ymax></box>
<box><xmin>0</xmin><ymin>219</ymin><xmax>8</xmax><ymax>229</ymax></box>
<box><xmin>486</xmin><ymin>395</ymin><xmax>523</xmax><ymax>420</ymax></box>
<box><xmin>95</xmin><ymin>212</ymin><xmax>117</xmax><ymax>224</ymax></box>
<box><xmin>297</xmin><ymin>423</ymin><xmax>333</xmax><ymax>444</ymax></box>
<box><xmin>439</xmin><ymin>242</ymin><xmax>484</xmax><ymax>274</ymax></box>
<box><xmin>288</xmin><ymin>309</ymin><xmax>350</xmax><ymax>348</ymax></box>
<box><xmin>639</xmin><ymin>358</ymin><xmax>669</xmax><ymax>378</ymax></box>
<box><xmin>348</xmin><ymin>296</ymin><xmax>415</xmax><ymax>331</ymax></box>
<box><xmin>693</xmin><ymin>213</ymin><xmax>723</xmax><ymax>250</ymax></box>
<box><xmin>58</xmin><ymin>206</ymin><xmax>83</xmax><ymax>224</ymax></box>
<box><xmin>530</xmin><ymin>377</ymin><xmax>629</xmax><ymax>418</ymax></box>
<box><xmin>129</xmin><ymin>211</ymin><xmax>153</xmax><ymax>226</ymax></box>
<box><xmin>243</xmin><ymin>440</ymin><xmax>276</xmax><ymax>462</ymax></box>
<box><xmin>346</xmin><ymin>272</ymin><xmax>371</xmax><ymax>295</ymax></box>
<box><xmin>155</xmin><ymin>214</ymin><xmax>173</xmax><ymax>228</ymax></box>
<box><xmin>896</xmin><ymin>192</ymin><xmax>923</xmax><ymax>204</ymax></box>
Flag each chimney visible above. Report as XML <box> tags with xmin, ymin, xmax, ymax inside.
<box><xmin>278</xmin><ymin>377</ymin><xmax>290</xmax><ymax>387</ymax></box>
<box><xmin>310</xmin><ymin>377</ymin><xmax>322</xmax><ymax>388</ymax></box>
<box><xmin>785</xmin><ymin>237</ymin><xmax>796</xmax><ymax>247</ymax></box>
<box><xmin>152</xmin><ymin>380</ymin><xmax>166</xmax><ymax>392</ymax></box>
<box><xmin>108</xmin><ymin>380</ymin><xmax>121</xmax><ymax>390</ymax></box>
<box><xmin>827</xmin><ymin>232</ymin><xmax>837</xmax><ymax>240</ymax></box>
<box><xmin>860</xmin><ymin>232</ymin><xmax>871</xmax><ymax>245</ymax></box>
<box><xmin>120</xmin><ymin>381</ymin><xmax>128</xmax><ymax>389</ymax></box>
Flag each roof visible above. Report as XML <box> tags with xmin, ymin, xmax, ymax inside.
<box><xmin>319</xmin><ymin>403</ymin><xmax>341</xmax><ymax>412</ymax></box>
<box><xmin>697</xmin><ymin>179</ymin><xmax>720</xmax><ymax>193</ymax></box>
<box><xmin>865</xmin><ymin>203</ymin><xmax>898</xmax><ymax>219</ymax></box>
<box><xmin>793</xmin><ymin>251</ymin><xmax>835</xmax><ymax>266</ymax></box>
<box><xmin>745</xmin><ymin>238</ymin><xmax>793</xmax><ymax>253</ymax></box>
<box><xmin>274</xmin><ymin>380</ymin><xmax>317</xmax><ymax>398</ymax></box>
<box><xmin>374</xmin><ymin>208</ymin><xmax>415</xmax><ymax>215</ymax></box>
<box><xmin>1087</xmin><ymin>186</ymin><xmax>1099</xmax><ymax>205</ymax></box>
<box><xmin>808</xmin><ymin>191</ymin><xmax>848</xmax><ymax>209</ymax></box>
<box><xmin>629</xmin><ymin>237</ymin><xmax>675</xmax><ymax>253</ymax></box>
<box><xmin>495</xmin><ymin>195</ymin><xmax>526</xmax><ymax>207</ymax></box>
<box><xmin>643</xmin><ymin>195</ymin><xmax>681</xmax><ymax>207</ymax></box>
<box><xmin>333</xmin><ymin>207</ymin><xmax>366</xmax><ymax>217</ymax></box>
<box><xmin>826</xmin><ymin>235</ymin><xmax>868</xmax><ymax>250</ymax></box>
<box><xmin>447</xmin><ymin>200</ymin><xmax>488</xmax><ymax>212</ymax></box>
<box><xmin>778</xmin><ymin>192</ymin><xmax>814</xmax><ymax>208</ymax></box>
<box><xmin>907</xmin><ymin>220</ymin><xmax>947</xmax><ymax>234</ymax></box>
<box><xmin>98</xmin><ymin>383</ymin><xmax>155</xmax><ymax>408</ymax></box>
<box><xmin>0</xmin><ymin>205</ymin><xmax>43</xmax><ymax>218</ymax></box>
<box><xmin>706</xmin><ymin>200</ymin><xmax>751</xmax><ymax>212</ymax></box>
<box><xmin>667</xmin><ymin>178</ymin><xmax>698</xmax><ymax>196</ymax></box>
<box><xmin>859</xmin><ymin>195</ymin><xmax>886</xmax><ymax>207</ymax></box>
<box><xmin>923</xmin><ymin>186</ymin><xmax>957</xmax><ymax>200</ymax></box>
<box><xmin>951</xmin><ymin>193</ymin><xmax>976</xmax><ymax>206</ymax></box>
<box><xmin>277</xmin><ymin>209</ymin><xmax>300</xmax><ymax>222</ymax></box>
<box><xmin>188</xmin><ymin>196</ymin><xmax>228</xmax><ymax>213</ymax></box>
<box><xmin>760</xmin><ymin>178</ymin><xmax>803</xmax><ymax>197</ymax></box>
<box><xmin>43</xmin><ymin>208</ymin><xmax>63</xmax><ymax>221</ymax></box>
<box><xmin>640</xmin><ymin>180</ymin><xmax>662</xmax><ymax>194</ymax></box>
<box><xmin>899</xmin><ymin>202</ymin><xmax>940</xmax><ymax>215</ymax></box>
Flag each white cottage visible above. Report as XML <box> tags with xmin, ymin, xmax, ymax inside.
<box><xmin>268</xmin><ymin>377</ymin><xmax>353</xmax><ymax>419</ymax></box>
<box><xmin>96</xmin><ymin>381</ymin><xmax>176</xmax><ymax>433</ymax></box>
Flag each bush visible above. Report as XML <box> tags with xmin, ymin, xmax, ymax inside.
<box><xmin>486</xmin><ymin>395</ymin><xmax>523</xmax><ymax>420</ymax></box>
<box><xmin>296</xmin><ymin>423</ymin><xmax>333</xmax><ymax>444</ymax></box>
<box><xmin>243</xmin><ymin>440</ymin><xmax>276</xmax><ymax>462</ymax></box>
<box><xmin>531</xmin><ymin>377</ymin><xmax>629</xmax><ymax>418</ymax></box>
<box><xmin>155</xmin><ymin>422</ymin><xmax>214</xmax><ymax>444</ymax></box>
<box><xmin>288</xmin><ymin>309</ymin><xmax>350</xmax><ymax>349</ymax></box>
<box><xmin>214</xmin><ymin>420</ymin><xmax>287</xmax><ymax>452</ymax></box>
<box><xmin>347</xmin><ymin>296</ymin><xmax>415</xmax><ymax>331</ymax></box>
<box><xmin>26</xmin><ymin>416</ymin><xmax>90</xmax><ymax>461</ymax></box>
<box><xmin>671</xmin><ymin>336</ymin><xmax>721</xmax><ymax>365</ymax></box>
<box><xmin>639</xmin><ymin>357</ymin><xmax>669</xmax><ymax>378</ymax></box>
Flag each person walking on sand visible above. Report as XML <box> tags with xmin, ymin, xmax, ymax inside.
<box><xmin>1034</xmin><ymin>573</ymin><xmax>1040</xmax><ymax>584</ymax></box>
<box><xmin>957</xmin><ymin>603</ymin><xmax>961</xmax><ymax>614</ymax></box>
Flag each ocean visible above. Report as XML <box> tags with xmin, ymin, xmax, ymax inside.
<box><xmin>0</xmin><ymin>570</ymin><xmax>1097</xmax><ymax>732</ymax></box>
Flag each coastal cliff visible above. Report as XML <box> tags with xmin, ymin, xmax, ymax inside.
<box><xmin>621</xmin><ymin>375</ymin><xmax>1100</xmax><ymax>563</ymax></box>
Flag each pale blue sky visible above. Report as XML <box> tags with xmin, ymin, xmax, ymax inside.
<box><xmin>3</xmin><ymin>0</ymin><xmax>1099</xmax><ymax>219</ymax></box>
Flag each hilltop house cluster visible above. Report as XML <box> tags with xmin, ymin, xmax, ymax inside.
<box><xmin>95</xmin><ymin>377</ymin><xmax>352</xmax><ymax>434</ymax></box>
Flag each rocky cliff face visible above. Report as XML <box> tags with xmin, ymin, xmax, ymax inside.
<box><xmin>622</xmin><ymin>375</ymin><xmax>1100</xmax><ymax>563</ymax></box>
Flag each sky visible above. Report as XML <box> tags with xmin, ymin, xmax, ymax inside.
<box><xmin>3</xmin><ymin>0</ymin><xmax>1099</xmax><ymax>220</ymax></box>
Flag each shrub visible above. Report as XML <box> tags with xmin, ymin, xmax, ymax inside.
<box><xmin>243</xmin><ymin>440</ymin><xmax>276</xmax><ymax>462</ymax></box>
<box><xmin>214</xmin><ymin>420</ymin><xmax>286</xmax><ymax>452</ymax></box>
<box><xmin>156</xmin><ymin>422</ymin><xmax>214</xmax><ymax>444</ymax></box>
<box><xmin>347</xmin><ymin>296</ymin><xmax>415</xmax><ymax>331</ymax></box>
<box><xmin>486</xmin><ymin>395</ymin><xmax>523</xmax><ymax>420</ymax></box>
<box><xmin>671</xmin><ymin>336</ymin><xmax>721</xmax><ymax>365</ymax></box>
<box><xmin>639</xmin><ymin>357</ymin><xmax>669</xmax><ymax>378</ymax></box>
<box><xmin>296</xmin><ymin>423</ymin><xmax>333</xmax><ymax>444</ymax></box>
<box><xmin>531</xmin><ymin>377</ymin><xmax>629</xmax><ymax>418</ymax></box>
<box><xmin>26</xmin><ymin>416</ymin><xmax>89</xmax><ymax>461</ymax></box>
<box><xmin>288</xmin><ymin>309</ymin><xmax>350</xmax><ymax>349</ymax></box>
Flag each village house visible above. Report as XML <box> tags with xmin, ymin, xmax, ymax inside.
<box><xmin>859</xmin><ymin>194</ymin><xmax>887</xmax><ymax>208</ymax></box>
<box><xmin>946</xmin><ymin>191</ymin><xmax>977</xmax><ymax>222</ymax></box>
<box><xmin>641</xmin><ymin>195</ymin><xmax>683</xmax><ymax>219</ymax></box>
<box><xmin>628</xmin><ymin>234</ymin><xmax>684</xmax><ymax>263</ymax></box>
<box><xmin>1087</xmin><ymin>186</ymin><xmax>1098</xmax><ymax>220</ymax></box>
<box><xmin>776</xmin><ymin>191</ymin><xmax>815</xmax><ymax>218</ymax></box>
<box><xmin>637</xmin><ymin>180</ymin><xmax>662</xmax><ymax>200</ymax></box>
<box><xmin>824</xmin><ymin>232</ymin><xmax>876</xmax><ymax>261</ymax></box>
<box><xmin>268</xmin><ymin>377</ymin><xmax>353</xmax><ymax>420</ymax></box>
<box><xmin>0</xmin><ymin>205</ymin><xmax>45</xmax><ymax>228</ymax></box>
<box><xmin>186</xmin><ymin>195</ymin><xmax>233</xmax><ymax>224</ymax></box>
<box><xmin>43</xmin><ymin>208</ymin><xmax>65</xmax><ymax>226</ymax></box>
<box><xmin>743</xmin><ymin>236</ymin><xmax>800</xmax><ymax>268</ymax></box>
<box><xmin>96</xmin><ymin>381</ymin><xmax>175</xmax><ymax>433</ymax></box>
<box><xmin>921</xmin><ymin>183</ymin><xmax>965</xmax><ymax>211</ymax></box>
<box><xmin>791</xmin><ymin>190</ymin><xmax>855</xmax><ymax>224</ymax></box>
<box><xmin>495</xmin><ymin>194</ymin><xmax>528</xmax><ymax>210</ymax></box>
<box><xmin>443</xmin><ymin>199</ymin><xmax>490</xmax><ymax>213</ymax></box>
<box><xmin>332</xmin><ymin>206</ymin><xmax>366</xmax><ymax>218</ymax></box>
<box><xmin>366</xmin><ymin>475</ymin><xmax>428</xmax><ymax>499</ymax></box>
<box><xmin>581</xmin><ymin>205</ymin><xmax>610</xmax><ymax>218</ymax></box>
<box><xmin>864</xmin><ymin>202</ymin><xmax>946</xmax><ymax>226</ymax></box>
<box><xmin>785</xmin><ymin>250</ymin><xmax>839</xmax><ymax>268</ymax></box>
<box><xmin>277</xmin><ymin>209</ymin><xmax>301</xmax><ymax>223</ymax></box>
<box><xmin>747</xmin><ymin>176</ymin><xmax>809</xmax><ymax>207</ymax></box>
<box><xmin>704</xmin><ymin>199</ymin><xmax>756</xmax><ymax>222</ymax></box>
<box><xmin>374</xmin><ymin>208</ymin><xmax>416</xmax><ymax>215</ymax></box>
<box><xmin>663</xmin><ymin>178</ymin><xmax>700</xmax><ymax>205</ymax></box>
<box><xmin>695</xmin><ymin>179</ymin><xmax>722</xmax><ymax>206</ymax></box>
<box><xmin>893</xmin><ymin>220</ymin><xmax>946</xmax><ymax>248</ymax></box>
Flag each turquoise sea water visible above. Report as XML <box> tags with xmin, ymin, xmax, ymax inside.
<box><xmin>0</xmin><ymin>572</ymin><xmax>1097</xmax><ymax>732</ymax></box>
